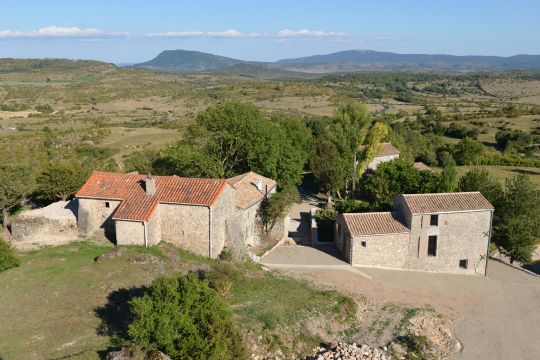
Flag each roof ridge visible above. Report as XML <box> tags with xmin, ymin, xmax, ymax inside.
<box><xmin>344</xmin><ymin>211</ymin><xmax>393</xmax><ymax>216</ymax></box>
<box><xmin>402</xmin><ymin>191</ymin><xmax>481</xmax><ymax>196</ymax></box>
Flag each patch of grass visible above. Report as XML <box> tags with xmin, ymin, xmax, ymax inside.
<box><xmin>0</xmin><ymin>240</ymin><xmax>355</xmax><ymax>359</ymax></box>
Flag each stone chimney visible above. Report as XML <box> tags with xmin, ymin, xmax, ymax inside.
<box><xmin>257</xmin><ymin>178</ymin><xmax>263</xmax><ymax>192</ymax></box>
<box><xmin>144</xmin><ymin>174</ymin><xmax>157</xmax><ymax>196</ymax></box>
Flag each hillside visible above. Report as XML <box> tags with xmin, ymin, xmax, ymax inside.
<box><xmin>277</xmin><ymin>50</ymin><xmax>540</xmax><ymax>73</ymax></box>
<box><xmin>135</xmin><ymin>49</ymin><xmax>540</xmax><ymax>74</ymax></box>
<box><xmin>134</xmin><ymin>49</ymin><xmax>246</xmax><ymax>73</ymax></box>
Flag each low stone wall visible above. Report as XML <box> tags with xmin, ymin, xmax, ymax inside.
<box><xmin>10</xmin><ymin>200</ymin><xmax>78</xmax><ymax>249</ymax></box>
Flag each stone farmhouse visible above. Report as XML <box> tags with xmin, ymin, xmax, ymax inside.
<box><xmin>335</xmin><ymin>192</ymin><xmax>494</xmax><ymax>275</ymax></box>
<box><xmin>75</xmin><ymin>171</ymin><xmax>276</xmax><ymax>258</ymax></box>
<box><xmin>359</xmin><ymin>142</ymin><xmax>400</xmax><ymax>171</ymax></box>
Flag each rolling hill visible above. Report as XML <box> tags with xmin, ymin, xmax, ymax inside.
<box><xmin>134</xmin><ymin>49</ymin><xmax>247</xmax><ymax>73</ymax></box>
<box><xmin>133</xmin><ymin>49</ymin><xmax>540</xmax><ymax>75</ymax></box>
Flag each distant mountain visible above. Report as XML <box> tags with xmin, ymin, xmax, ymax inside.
<box><xmin>134</xmin><ymin>49</ymin><xmax>246</xmax><ymax>73</ymax></box>
<box><xmin>277</xmin><ymin>50</ymin><xmax>540</xmax><ymax>73</ymax></box>
<box><xmin>133</xmin><ymin>49</ymin><xmax>540</xmax><ymax>75</ymax></box>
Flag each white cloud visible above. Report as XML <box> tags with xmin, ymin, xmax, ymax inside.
<box><xmin>148</xmin><ymin>29</ymin><xmax>243</xmax><ymax>38</ymax></box>
<box><xmin>275</xmin><ymin>28</ymin><xmax>345</xmax><ymax>38</ymax></box>
<box><xmin>148</xmin><ymin>28</ymin><xmax>346</xmax><ymax>39</ymax></box>
<box><xmin>0</xmin><ymin>26</ymin><xmax>129</xmax><ymax>39</ymax></box>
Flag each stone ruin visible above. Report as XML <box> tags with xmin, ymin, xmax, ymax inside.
<box><xmin>9</xmin><ymin>200</ymin><xmax>78</xmax><ymax>249</ymax></box>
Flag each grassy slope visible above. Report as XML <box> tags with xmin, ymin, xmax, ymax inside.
<box><xmin>453</xmin><ymin>165</ymin><xmax>540</xmax><ymax>187</ymax></box>
<box><xmin>0</xmin><ymin>240</ymin><xmax>354</xmax><ymax>359</ymax></box>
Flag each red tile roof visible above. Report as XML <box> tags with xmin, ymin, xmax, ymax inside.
<box><xmin>76</xmin><ymin>171</ymin><xmax>227</xmax><ymax>221</ymax></box>
<box><xmin>342</xmin><ymin>212</ymin><xmax>410</xmax><ymax>236</ymax></box>
<box><xmin>400</xmin><ymin>192</ymin><xmax>494</xmax><ymax>214</ymax></box>
<box><xmin>227</xmin><ymin>171</ymin><xmax>277</xmax><ymax>209</ymax></box>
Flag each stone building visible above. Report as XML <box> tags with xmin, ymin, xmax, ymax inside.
<box><xmin>75</xmin><ymin>171</ymin><xmax>275</xmax><ymax>258</ymax></box>
<box><xmin>335</xmin><ymin>192</ymin><xmax>494</xmax><ymax>275</ymax></box>
<box><xmin>227</xmin><ymin>172</ymin><xmax>277</xmax><ymax>246</ymax></box>
<box><xmin>358</xmin><ymin>142</ymin><xmax>400</xmax><ymax>171</ymax></box>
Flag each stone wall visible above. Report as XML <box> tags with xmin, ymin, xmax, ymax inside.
<box><xmin>405</xmin><ymin>211</ymin><xmax>492</xmax><ymax>275</ymax></box>
<box><xmin>210</xmin><ymin>185</ymin><xmax>236</xmax><ymax>258</ymax></box>
<box><xmin>159</xmin><ymin>203</ymin><xmax>210</xmax><ymax>257</ymax></box>
<box><xmin>77</xmin><ymin>198</ymin><xmax>120</xmax><ymax>239</ymax></box>
<box><xmin>10</xmin><ymin>200</ymin><xmax>78</xmax><ymax>248</ymax></box>
<box><xmin>337</xmin><ymin>208</ymin><xmax>492</xmax><ymax>275</ymax></box>
<box><xmin>115</xmin><ymin>220</ymin><xmax>145</xmax><ymax>245</ymax></box>
<box><xmin>350</xmin><ymin>233</ymin><xmax>410</xmax><ymax>268</ymax></box>
<box><xmin>146</xmin><ymin>206</ymin><xmax>162</xmax><ymax>246</ymax></box>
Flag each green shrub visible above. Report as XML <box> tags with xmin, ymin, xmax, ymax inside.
<box><xmin>0</xmin><ymin>238</ymin><xmax>20</xmax><ymax>272</ymax></box>
<box><xmin>332</xmin><ymin>293</ymin><xmax>358</xmax><ymax>322</ymax></box>
<box><xmin>128</xmin><ymin>274</ymin><xmax>248</xmax><ymax>360</ymax></box>
<box><xmin>35</xmin><ymin>104</ymin><xmax>53</xmax><ymax>114</ymax></box>
<box><xmin>218</xmin><ymin>247</ymin><xmax>233</xmax><ymax>262</ymax></box>
<box><xmin>400</xmin><ymin>334</ymin><xmax>433</xmax><ymax>360</ymax></box>
<box><xmin>204</xmin><ymin>262</ymin><xmax>242</xmax><ymax>297</ymax></box>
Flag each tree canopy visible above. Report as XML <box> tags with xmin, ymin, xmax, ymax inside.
<box><xmin>128</xmin><ymin>274</ymin><xmax>248</xmax><ymax>360</ymax></box>
<box><xmin>35</xmin><ymin>162</ymin><xmax>90</xmax><ymax>202</ymax></box>
<box><xmin>360</xmin><ymin>159</ymin><xmax>441</xmax><ymax>209</ymax></box>
<box><xmin>155</xmin><ymin>102</ymin><xmax>311</xmax><ymax>189</ymax></box>
<box><xmin>0</xmin><ymin>165</ymin><xmax>34</xmax><ymax>227</ymax></box>
<box><xmin>493</xmin><ymin>174</ymin><xmax>540</xmax><ymax>264</ymax></box>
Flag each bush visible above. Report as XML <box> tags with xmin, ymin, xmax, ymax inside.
<box><xmin>0</xmin><ymin>238</ymin><xmax>20</xmax><ymax>272</ymax></box>
<box><xmin>204</xmin><ymin>263</ymin><xmax>241</xmax><ymax>297</ymax></box>
<box><xmin>128</xmin><ymin>274</ymin><xmax>248</xmax><ymax>360</ymax></box>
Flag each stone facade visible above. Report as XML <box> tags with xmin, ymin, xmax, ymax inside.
<box><xmin>75</xmin><ymin>171</ymin><xmax>277</xmax><ymax>258</ymax></box>
<box><xmin>115</xmin><ymin>220</ymin><xmax>145</xmax><ymax>245</ymax></box>
<box><xmin>210</xmin><ymin>185</ymin><xmax>236</xmax><ymax>257</ymax></box>
<box><xmin>159</xmin><ymin>203</ymin><xmax>210</xmax><ymax>256</ymax></box>
<box><xmin>336</xmin><ymin>193</ymin><xmax>493</xmax><ymax>275</ymax></box>
<box><xmin>404</xmin><ymin>211</ymin><xmax>492</xmax><ymax>275</ymax></box>
<box><xmin>77</xmin><ymin>198</ymin><xmax>120</xmax><ymax>239</ymax></box>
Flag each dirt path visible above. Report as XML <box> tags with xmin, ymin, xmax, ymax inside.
<box><xmin>273</xmin><ymin>258</ymin><xmax>540</xmax><ymax>360</ymax></box>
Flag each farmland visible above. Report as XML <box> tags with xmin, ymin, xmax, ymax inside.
<box><xmin>0</xmin><ymin>59</ymin><xmax>539</xmax><ymax>183</ymax></box>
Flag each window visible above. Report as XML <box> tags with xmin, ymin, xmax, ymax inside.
<box><xmin>105</xmin><ymin>201</ymin><xmax>110</xmax><ymax>208</ymax></box>
<box><xmin>428</xmin><ymin>236</ymin><xmax>437</xmax><ymax>256</ymax></box>
<box><xmin>459</xmin><ymin>259</ymin><xmax>468</xmax><ymax>269</ymax></box>
<box><xmin>430</xmin><ymin>214</ymin><xmax>439</xmax><ymax>226</ymax></box>
<box><xmin>361</xmin><ymin>241</ymin><xmax>367</xmax><ymax>248</ymax></box>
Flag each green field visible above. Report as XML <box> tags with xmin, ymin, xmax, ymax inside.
<box><xmin>0</xmin><ymin>240</ymin><xmax>357</xmax><ymax>359</ymax></box>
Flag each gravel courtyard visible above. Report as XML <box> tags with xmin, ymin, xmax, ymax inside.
<box><xmin>263</xmin><ymin>245</ymin><xmax>540</xmax><ymax>360</ymax></box>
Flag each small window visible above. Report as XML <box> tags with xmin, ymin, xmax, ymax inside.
<box><xmin>459</xmin><ymin>259</ymin><xmax>468</xmax><ymax>269</ymax></box>
<box><xmin>430</xmin><ymin>214</ymin><xmax>439</xmax><ymax>226</ymax></box>
<box><xmin>105</xmin><ymin>202</ymin><xmax>110</xmax><ymax>208</ymax></box>
<box><xmin>428</xmin><ymin>236</ymin><xmax>437</xmax><ymax>256</ymax></box>
<box><xmin>361</xmin><ymin>241</ymin><xmax>367</xmax><ymax>248</ymax></box>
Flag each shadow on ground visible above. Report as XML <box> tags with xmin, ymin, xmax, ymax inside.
<box><xmin>94</xmin><ymin>286</ymin><xmax>148</xmax><ymax>346</ymax></box>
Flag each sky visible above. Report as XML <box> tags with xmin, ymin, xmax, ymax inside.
<box><xmin>0</xmin><ymin>0</ymin><xmax>539</xmax><ymax>64</ymax></box>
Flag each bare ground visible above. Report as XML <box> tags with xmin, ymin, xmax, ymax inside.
<box><xmin>266</xmin><ymin>249</ymin><xmax>540</xmax><ymax>360</ymax></box>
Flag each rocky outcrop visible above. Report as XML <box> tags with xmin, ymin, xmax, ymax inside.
<box><xmin>10</xmin><ymin>200</ymin><xmax>78</xmax><ymax>249</ymax></box>
<box><xmin>306</xmin><ymin>342</ymin><xmax>391</xmax><ymax>360</ymax></box>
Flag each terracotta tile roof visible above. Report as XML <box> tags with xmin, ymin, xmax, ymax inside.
<box><xmin>400</xmin><ymin>192</ymin><xmax>494</xmax><ymax>214</ymax></box>
<box><xmin>342</xmin><ymin>212</ymin><xmax>410</xmax><ymax>236</ymax></box>
<box><xmin>359</xmin><ymin>142</ymin><xmax>400</xmax><ymax>157</ymax></box>
<box><xmin>413</xmin><ymin>162</ymin><xmax>430</xmax><ymax>170</ymax></box>
<box><xmin>76</xmin><ymin>171</ymin><xmax>227</xmax><ymax>221</ymax></box>
<box><xmin>227</xmin><ymin>171</ymin><xmax>277</xmax><ymax>209</ymax></box>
